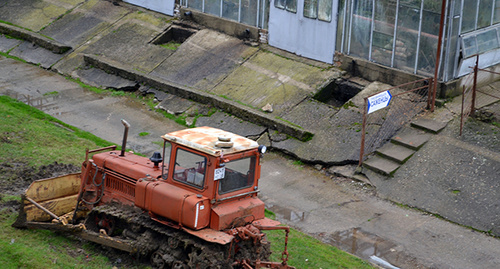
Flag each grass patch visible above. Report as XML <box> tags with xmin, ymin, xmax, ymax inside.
<box><xmin>266</xmin><ymin>227</ymin><xmax>372</xmax><ymax>268</ymax></box>
<box><xmin>160</xmin><ymin>41</ymin><xmax>181</xmax><ymax>51</ymax></box>
<box><xmin>43</xmin><ymin>91</ymin><xmax>59</xmax><ymax>96</ymax></box>
<box><xmin>0</xmin><ymin>96</ymin><xmax>113</xmax><ymax>167</ymax></box>
<box><xmin>264</xmin><ymin>209</ymin><xmax>372</xmax><ymax>268</ymax></box>
<box><xmin>275</xmin><ymin>116</ymin><xmax>303</xmax><ymax>130</ymax></box>
<box><xmin>138</xmin><ymin>132</ymin><xmax>149</xmax><ymax>137</ymax></box>
<box><xmin>0</xmin><ymin>51</ymin><xmax>27</xmax><ymax>63</ymax></box>
<box><xmin>0</xmin><ymin>210</ymin><xmax>117</xmax><ymax>269</ymax></box>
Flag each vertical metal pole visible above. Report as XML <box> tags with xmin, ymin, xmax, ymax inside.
<box><xmin>359</xmin><ymin>98</ymin><xmax>368</xmax><ymax>166</ymax></box>
<box><xmin>414</xmin><ymin>0</ymin><xmax>424</xmax><ymax>74</ymax></box>
<box><xmin>341</xmin><ymin>0</ymin><xmax>348</xmax><ymax>52</ymax></box>
<box><xmin>453</xmin><ymin>0</ymin><xmax>465</xmax><ymax>79</ymax></box>
<box><xmin>471</xmin><ymin>54</ymin><xmax>478</xmax><ymax>115</ymax></box>
<box><xmin>368</xmin><ymin>0</ymin><xmax>375</xmax><ymax>61</ymax></box>
<box><xmin>491</xmin><ymin>0</ymin><xmax>496</xmax><ymax>26</ymax></box>
<box><xmin>262</xmin><ymin>0</ymin><xmax>266</xmax><ymax>28</ymax></box>
<box><xmin>438</xmin><ymin>0</ymin><xmax>449</xmax><ymax>81</ymax></box>
<box><xmin>427</xmin><ymin>77</ymin><xmax>433</xmax><ymax>108</ymax></box>
<box><xmin>431</xmin><ymin>0</ymin><xmax>447</xmax><ymax>112</ymax></box>
<box><xmin>256</xmin><ymin>0</ymin><xmax>260</xmax><ymax>27</ymax></box>
<box><xmin>442</xmin><ymin>0</ymin><xmax>455</xmax><ymax>82</ymax></box>
<box><xmin>460</xmin><ymin>85</ymin><xmax>465</xmax><ymax>136</ymax></box>
<box><xmin>202</xmin><ymin>0</ymin><xmax>205</xmax><ymax>12</ymax></box>
<box><xmin>391</xmin><ymin>0</ymin><xmax>400</xmax><ymax>67</ymax></box>
<box><xmin>220</xmin><ymin>0</ymin><xmax>223</xmax><ymax>17</ymax></box>
<box><xmin>474</xmin><ymin>0</ymin><xmax>479</xmax><ymax>30</ymax></box>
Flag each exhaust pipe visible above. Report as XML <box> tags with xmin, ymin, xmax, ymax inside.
<box><xmin>120</xmin><ymin>119</ymin><xmax>130</xmax><ymax>157</ymax></box>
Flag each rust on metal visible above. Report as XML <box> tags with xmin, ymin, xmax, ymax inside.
<box><xmin>23</xmin><ymin>173</ymin><xmax>81</xmax><ymax>222</ymax></box>
<box><xmin>182</xmin><ymin>227</ymin><xmax>234</xmax><ymax>244</ymax></box>
<box><xmin>162</xmin><ymin>126</ymin><xmax>259</xmax><ymax>156</ymax></box>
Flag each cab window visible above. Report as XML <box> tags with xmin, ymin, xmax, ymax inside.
<box><xmin>219</xmin><ymin>157</ymin><xmax>255</xmax><ymax>194</ymax></box>
<box><xmin>162</xmin><ymin>141</ymin><xmax>171</xmax><ymax>179</ymax></box>
<box><xmin>173</xmin><ymin>148</ymin><xmax>206</xmax><ymax>189</ymax></box>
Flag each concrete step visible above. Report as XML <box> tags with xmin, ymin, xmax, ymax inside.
<box><xmin>411</xmin><ymin>118</ymin><xmax>448</xmax><ymax>133</ymax></box>
<box><xmin>376</xmin><ymin>143</ymin><xmax>415</xmax><ymax>164</ymax></box>
<box><xmin>363</xmin><ymin>155</ymin><xmax>400</xmax><ymax>176</ymax></box>
<box><xmin>392</xmin><ymin>130</ymin><xmax>431</xmax><ymax>150</ymax></box>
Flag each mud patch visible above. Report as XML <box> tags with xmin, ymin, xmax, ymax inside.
<box><xmin>0</xmin><ymin>161</ymin><xmax>79</xmax><ymax>196</ymax></box>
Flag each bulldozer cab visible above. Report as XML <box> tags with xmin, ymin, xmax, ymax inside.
<box><xmin>160</xmin><ymin>127</ymin><xmax>265</xmax><ymax>204</ymax></box>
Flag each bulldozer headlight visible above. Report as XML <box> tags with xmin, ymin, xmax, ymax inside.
<box><xmin>258</xmin><ymin>145</ymin><xmax>267</xmax><ymax>154</ymax></box>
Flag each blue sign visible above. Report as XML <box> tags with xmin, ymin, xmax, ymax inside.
<box><xmin>367</xmin><ymin>91</ymin><xmax>392</xmax><ymax>114</ymax></box>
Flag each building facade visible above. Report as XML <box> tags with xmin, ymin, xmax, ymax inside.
<box><xmin>127</xmin><ymin>0</ymin><xmax>500</xmax><ymax>83</ymax></box>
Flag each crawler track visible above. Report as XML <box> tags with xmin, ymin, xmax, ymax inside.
<box><xmin>85</xmin><ymin>204</ymin><xmax>272</xmax><ymax>268</ymax></box>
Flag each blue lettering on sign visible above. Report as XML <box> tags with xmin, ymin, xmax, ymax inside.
<box><xmin>367</xmin><ymin>91</ymin><xmax>392</xmax><ymax>114</ymax></box>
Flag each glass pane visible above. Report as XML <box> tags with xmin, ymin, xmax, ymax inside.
<box><xmin>173</xmin><ymin>149</ymin><xmax>206</xmax><ymax>189</ymax></box>
<box><xmin>349</xmin><ymin>0</ymin><xmax>373</xmax><ymax>58</ymax></box>
<box><xmin>162</xmin><ymin>142</ymin><xmax>172</xmax><ymax>179</ymax></box>
<box><xmin>188</xmin><ymin>0</ymin><xmax>203</xmax><ymax>10</ymax></box>
<box><xmin>417</xmin><ymin>6</ymin><xmax>442</xmax><ymax>75</ymax></box>
<box><xmin>218</xmin><ymin>157</ymin><xmax>255</xmax><ymax>194</ymax></box>
<box><xmin>241</xmin><ymin>0</ymin><xmax>258</xmax><ymax>26</ymax></box>
<box><xmin>259</xmin><ymin>0</ymin><xmax>270</xmax><ymax>29</ymax></box>
<box><xmin>478</xmin><ymin>0</ymin><xmax>493</xmax><ymax>28</ymax></box>
<box><xmin>205</xmin><ymin>0</ymin><xmax>222</xmax><ymax>16</ymax></box>
<box><xmin>222</xmin><ymin>0</ymin><xmax>239</xmax><ymax>21</ymax></box>
<box><xmin>304</xmin><ymin>0</ymin><xmax>318</xmax><ymax>19</ymax></box>
<box><xmin>318</xmin><ymin>0</ymin><xmax>332</xmax><ymax>22</ymax></box>
<box><xmin>371</xmin><ymin>0</ymin><xmax>396</xmax><ymax>66</ymax></box>
<box><xmin>495</xmin><ymin>0</ymin><xmax>500</xmax><ymax>24</ymax></box>
<box><xmin>477</xmin><ymin>29</ymin><xmax>499</xmax><ymax>53</ymax></box>
<box><xmin>275</xmin><ymin>0</ymin><xmax>285</xmax><ymax>9</ymax></box>
<box><xmin>462</xmin><ymin>35</ymin><xmax>478</xmax><ymax>57</ymax></box>
<box><xmin>336</xmin><ymin>0</ymin><xmax>347</xmax><ymax>51</ymax></box>
<box><xmin>444</xmin><ymin>17</ymin><xmax>460</xmax><ymax>80</ymax></box>
<box><xmin>462</xmin><ymin>0</ymin><xmax>477</xmax><ymax>33</ymax></box>
<box><xmin>286</xmin><ymin>0</ymin><xmax>297</xmax><ymax>12</ymax></box>
<box><xmin>394</xmin><ymin>1</ymin><xmax>420</xmax><ymax>72</ymax></box>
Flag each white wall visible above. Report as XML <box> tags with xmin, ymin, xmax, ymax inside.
<box><xmin>268</xmin><ymin>0</ymin><xmax>338</xmax><ymax>64</ymax></box>
<box><xmin>124</xmin><ymin>0</ymin><xmax>175</xmax><ymax>16</ymax></box>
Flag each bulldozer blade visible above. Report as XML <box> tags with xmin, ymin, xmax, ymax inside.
<box><xmin>14</xmin><ymin>173</ymin><xmax>81</xmax><ymax>227</ymax></box>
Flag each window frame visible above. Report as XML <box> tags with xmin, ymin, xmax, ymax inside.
<box><xmin>275</xmin><ymin>0</ymin><xmax>297</xmax><ymax>13</ymax></box>
<box><xmin>172</xmin><ymin>147</ymin><xmax>207</xmax><ymax>190</ymax></box>
<box><xmin>218</xmin><ymin>156</ymin><xmax>256</xmax><ymax>195</ymax></box>
<box><xmin>303</xmin><ymin>0</ymin><xmax>332</xmax><ymax>22</ymax></box>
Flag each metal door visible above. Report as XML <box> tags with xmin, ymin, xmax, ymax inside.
<box><xmin>124</xmin><ymin>0</ymin><xmax>175</xmax><ymax>16</ymax></box>
<box><xmin>268</xmin><ymin>0</ymin><xmax>338</xmax><ymax>64</ymax></box>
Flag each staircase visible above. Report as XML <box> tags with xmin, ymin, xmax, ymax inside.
<box><xmin>363</xmin><ymin>118</ymin><xmax>449</xmax><ymax>176</ymax></box>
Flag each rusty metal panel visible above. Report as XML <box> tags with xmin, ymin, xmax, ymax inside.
<box><xmin>210</xmin><ymin>197</ymin><xmax>265</xmax><ymax>230</ymax></box>
<box><xmin>24</xmin><ymin>194</ymin><xmax>79</xmax><ymax>222</ymax></box>
<box><xmin>252</xmin><ymin>217</ymin><xmax>281</xmax><ymax>227</ymax></box>
<box><xmin>182</xmin><ymin>227</ymin><xmax>234</xmax><ymax>245</ymax></box>
<box><xmin>24</xmin><ymin>173</ymin><xmax>81</xmax><ymax>203</ymax></box>
<box><xmin>162</xmin><ymin>127</ymin><xmax>259</xmax><ymax>157</ymax></box>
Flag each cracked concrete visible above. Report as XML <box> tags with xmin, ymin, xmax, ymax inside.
<box><xmin>1</xmin><ymin>1</ymin><xmax>500</xmax><ymax>268</ymax></box>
